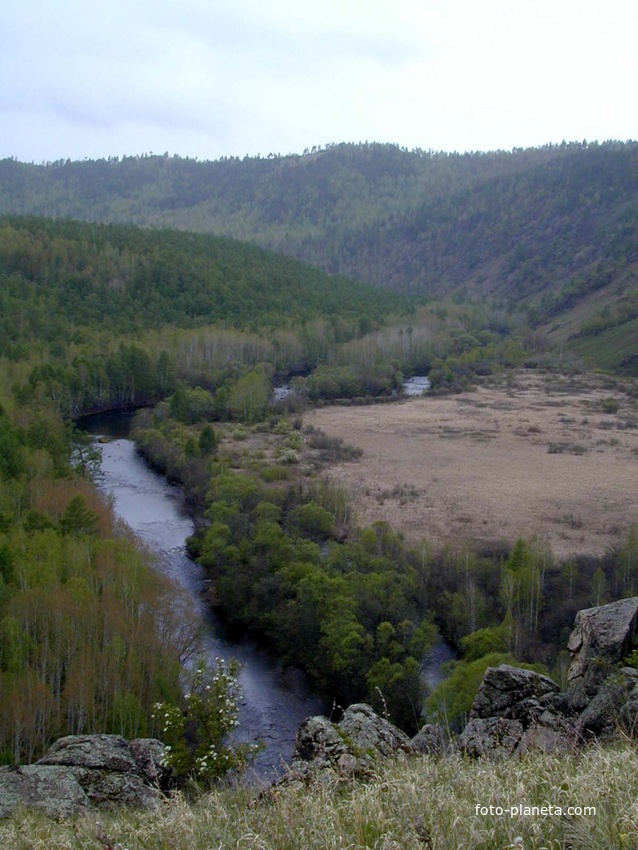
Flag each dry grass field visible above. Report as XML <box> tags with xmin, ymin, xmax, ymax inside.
<box><xmin>304</xmin><ymin>371</ymin><xmax>638</xmax><ymax>558</ymax></box>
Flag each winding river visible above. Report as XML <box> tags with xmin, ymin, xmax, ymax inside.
<box><xmin>83</xmin><ymin>411</ymin><xmax>326</xmax><ymax>781</ymax></box>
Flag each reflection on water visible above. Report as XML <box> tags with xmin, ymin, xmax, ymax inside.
<box><xmin>85</xmin><ymin>412</ymin><xmax>325</xmax><ymax>780</ymax></box>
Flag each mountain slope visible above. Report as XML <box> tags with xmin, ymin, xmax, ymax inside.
<box><xmin>1</xmin><ymin>141</ymin><xmax>637</xmax><ymax>367</ymax></box>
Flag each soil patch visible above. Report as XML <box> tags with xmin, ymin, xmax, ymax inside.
<box><xmin>303</xmin><ymin>372</ymin><xmax>638</xmax><ymax>558</ymax></box>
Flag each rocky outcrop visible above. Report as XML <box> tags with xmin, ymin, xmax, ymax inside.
<box><xmin>567</xmin><ymin>597</ymin><xmax>638</xmax><ymax>711</ymax></box>
<box><xmin>577</xmin><ymin>666</ymin><xmax>638</xmax><ymax>739</ymax></box>
<box><xmin>0</xmin><ymin>735</ymin><xmax>168</xmax><ymax>819</ymax></box>
<box><xmin>411</xmin><ymin>723</ymin><xmax>448</xmax><ymax>756</ymax></box>
<box><xmin>458</xmin><ymin>665</ymin><xmax>577</xmax><ymax>757</ymax></box>
<box><xmin>289</xmin><ymin>703</ymin><xmax>412</xmax><ymax>780</ymax></box>
<box><xmin>459</xmin><ymin>598</ymin><xmax>638</xmax><ymax>757</ymax></box>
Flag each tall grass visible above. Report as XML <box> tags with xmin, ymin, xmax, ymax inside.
<box><xmin>4</xmin><ymin>742</ymin><xmax>638</xmax><ymax>849</ymax></box>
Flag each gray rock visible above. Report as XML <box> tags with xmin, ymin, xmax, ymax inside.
<box><xmin>470</xmin><ymin>665</ymin><xmax>560</xmax><ymax>721</ymax></box>
<box><xmin>292</xmin><ymin>715</ymin><xmax>349</xmax><ymax>765</ymax></box>
<box><xmin>129</xmin><ymin>738</ymin><xmax>170</xmax><ymax>788</ymax></box>
<box><xmin>567</xmin><ymin>597</ymin><xmax>638</xmax><ymax>711</ymax></box>
<box><xmin>72</xmin><ymin>768</ymin><xmax>161</xmax><ymax>810</ymax></box>
<box><xmin>288</xmin><ymin>704</ymin><xmax>412</xmax><ymax>781</ymax></box>
<box><xmin>411</xmin><ymin>724</ymin><xmax>448</xmax><ymax>756</ymax></box>
<box><xmin>458</xmin><ymin>665</ymin><xmax>577</xmax><ymax>757</ymax></box>
<box><xmin>0</xmin><ymin>765</ymin><xmax>88</xmax><ymax>819</ymax></box>
<box><xmin>337</xmin><ymin>703</ymin><xmax>412</xmax><ymax>758</ymax></box>
<box><xmin>578</xmin><ymin>666</ymin><xmax>638</xmax><ymax>739</ymax></box>
<box><xmin>38</xmin><ymin>734</ymin><xmax>139</xmax><ymax>773</ymax></box>
<box><xmin>0</xmin><ymin>735</ymin><xmax>169</xmax><ymax>818</ymax></box>
<box><xmin>458</xmin><ymin>717</ymin><xmax>524</xmax><ymax>758</ymax></box>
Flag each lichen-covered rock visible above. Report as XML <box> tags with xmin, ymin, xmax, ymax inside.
<box><xmin>0</xmin><ymin>765</ymin><xmax>89</xmax><ymax>819</ymax></box>
<box><xmin>71</xmin><ymin>768</ymin><xmax>162</xmax><ymax>810</ymax></box>
<box><xmin>458</xmin><ymin>717</ymin><xmax>524</xmax><ymax>758</ymax></box>
<box><xmin>129</xmin><ymin>738</ymin><xmax>171</xmax><ymax>789</ymax></box>
<box><xmin>0</xmin><ymin>735</ymin><xmax>168</xmax><ymax>818</ymax></box>
<box><xmin>411</xmin><ymin>723</ymin><xmax>448</xmax><ymax>756</ymax></box>
<box><xmin>567</xmin><ymin>597</ymin><xmax>638</xmax><ymax>711</ymax></box>
<box><xmin>469</xmin><ymin>665</ymin><xmax>560</xmax><ymax>721</ymax></box>
<box><xmin>458</xmin><ymin>665</ymin><xmax>577</xmax><ymax>757</ymax></box>
<box><xmin>292</xmin><ymin>716</ymin><xmax>350</xmax><ymax>765</ymax></box>
<box><xmin>38</xmin><ymin>734</ymin><xmax>139</xmax><ymax>773</ymax></box>
<box><xmin>337</xmin><ymin>703</ymin><xmax>412</xmax><ymax>758</ymax></box>
<box><xmin>578</xmin><ymin>666</ymin><xmax>638</xmax><ymax>739</ymax></box>
<box><xmin>288</xmin><ymin>704</ymin><xmax>411</xmax><ymax>782</ymax></box>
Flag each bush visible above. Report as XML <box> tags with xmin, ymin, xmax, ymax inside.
<box><xmin>153</xmin><ymin>658</ymin><xmax>260</xmax><ymax>787</ymax></box>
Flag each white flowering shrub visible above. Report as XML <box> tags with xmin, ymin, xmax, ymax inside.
<box><xmin>153</xmin><ymin>657</ymin><xmax>260</xmax><ymax>785</ymax></box>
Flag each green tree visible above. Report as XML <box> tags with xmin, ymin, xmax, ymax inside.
<box><xmin>198</xmin><ymin>424</ymin><xmax>218</xmax><ymax>456</ymax></box>
<box><xmin>59</xmin><ymin>495</ymin><xmax>99</xmax><ymax>536</ymax></box>
<box><xmin>229</xmin><ymin>371</ymin><xmax>271</xmax><ymax>422</ymax></box>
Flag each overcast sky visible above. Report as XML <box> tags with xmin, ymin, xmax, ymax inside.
<box><xmin>2</xmin><ymin>0</ymin><xmax>637</xmax><ymax>163</ymax></box>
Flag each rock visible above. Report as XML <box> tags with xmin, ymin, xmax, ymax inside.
<box><xmin>458</xmin><ymin>717</ymin><xmax>524</xmax><ymax>758</ymax></box>
<box><xmin>578</xmin><ymin>666</ymin><xmax>638</xmax><ymax>740</ymax></box>
<box><xmin>0</xmin><ymin>765</ymin><xmax>89</xmax><ymax>819</ymax></box>
<box><xmin>38</xmin><ymin>734</ymin><xmax>139</xmax><ymax>773</ymax></box>
<box><xmin>469</xmin><ymin>665</ymin><xmax>560</xmax><ymax>721</ymax></box>
<box><xmin>458</xmin><ymin>665</ymin><xmax>577</xmax><ymax>757</ymax></box>
<box><xmin>567</xmin><ymin>597</ymin><xmax>638</xmax><ymax>711</ymax></box>
<box><xmin>71</xmin><ymin>768</ymin><xmax>162</xmax><ymax>810</ymax></box>
<box><xmin>0</xmin><ymin>735</ymin><xmax>168</xmax><ymax>818</ymax></box>
<box><xmin>292</xmin><ymin>716</ymin><xmax>349</xmax><ymax>765</ymax></box>
<box><xmin>337</xmin><ymin>703</ymin><xmax>412</xmax><ymax>758</ymax></box>
<box><xmin>129</xmin><ymin>738</ymin><xmax>171</xmax><ymax>789</ymax></box>
<box><xmin>411</xmin><ymin>723</ymin><xmax>448</xmax><ymax>756</ymax></box>
<box><xmin>288</xmin><ymin>704</ymin><xmax>411</xmax><ymax>781</ymax></box>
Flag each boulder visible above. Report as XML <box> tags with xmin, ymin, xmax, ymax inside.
<box><xmin>292</xmin><ymin>716</ymin><xmax>350</xmax><ymax>765</ymax></box>
<box><xmin>458</xmin><ymin>717</ymin><xmax>524</xmax><ymax>758</ymax></box>
<box><xmin>567</xmin><ymin>597</ymin><xmax>638</xmax><ymax>711</ymax></box>
<box><xmin>578</xmin><ymin>666</ymin><xmax>638</xmax><ymax>740</ymax></box>
<box><xmin>458</xmin><ymin>665</ymin><xmax>577</xmax><ymax>757</ymax></box>
<box><xmin>469</xmin><ymin>665</ymin><xmax>560</xmax><ymax>721</ymax></box>
<box><xmin>411</xmin><ymin>723</ymin><xmax>448</xmax><ymax>756</ymax></box>
<box><xmin>0</xmin><ymin>765</ymin><xmax>88</xmax><ymax>819</ymax></box>
<box><xmin>289</xmin><ymin>703</ymin><xmax>411</xmax><ymax>780</ymax></box>
<box><xmin>0</xmin><ymin>735</ymin><xmax>168</xmax><ymax>819</ymax></box>
<box><xmin>337</xmin><ymin>703</ymin><xmax>412</xmax><ymax>759</ymax></box>
<box><xmin>38</xmin><ymin>734</ymin><xmax>139</xmax><ymax>773</ymax></box>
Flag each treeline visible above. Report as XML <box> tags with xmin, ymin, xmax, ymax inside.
<box><xmin>0</xmin><ymin>401</ymin><xmax>188</xmax><ymax>764</ymax></box>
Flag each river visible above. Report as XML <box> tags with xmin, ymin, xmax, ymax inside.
<box><xmin>82</xmin><ymin>411</ymin><xmax>326</xmax><ymax>781</ymax></box>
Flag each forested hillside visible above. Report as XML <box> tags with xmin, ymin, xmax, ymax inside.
<box><xmin>1</xmin><ymin>143</ymin><xmax>636</xmax><ymax>305</ymax></box>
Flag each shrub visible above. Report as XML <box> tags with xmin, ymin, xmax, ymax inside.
<box><xmin>153</xmin><ymin>658</ymin><xmax>260</xmax><ymax>787</ymax></box>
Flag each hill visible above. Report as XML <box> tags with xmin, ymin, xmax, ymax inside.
<box><xmin>2</xmin><ymin>141</ymin><xmax>637</xmax><ymax>370</ymax></box>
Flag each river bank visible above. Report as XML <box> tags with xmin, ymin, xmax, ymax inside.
<box><xmin>85</xmin><ymin>412</ymin><xmax>326</xmax><ymax>780</ymax></box>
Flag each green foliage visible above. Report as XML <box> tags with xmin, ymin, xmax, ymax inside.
<box><xmin>0</xmin><ymin>415</ymin><xmax>25</xmax><ymax>479</ymax></box>
<box><xmin>153</xmin><ymin>659</ymin><xmax>260</xmax><ymax>786</ymax></box>
<box><xmin>198</xmin><ymin>424</ymin><xmax>218</xmax><ymax>456</ymax></box>
<box><xmin>228</xmin><ymin>370</ymin><xmax>271</xmax><ymax>423</ymax></box>
<box><xmin>170</xmin><ymin>387</ymin><xmax>216</xmax><ymax>424</ymax></box>
<box><xmin>460</xmin><ymin>625</ymin><xmax>508</xmax><ymax>661</ymax></box>
<box><xmin>59</xmin><ymin>494</ymin><xmax>99</xmax><ymax>536</ymax></box>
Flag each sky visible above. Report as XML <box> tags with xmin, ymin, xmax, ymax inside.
<box><xmin>2</xmin><ymin>0</ymin><xmax>637</xmax><ymax>164</ymax></box>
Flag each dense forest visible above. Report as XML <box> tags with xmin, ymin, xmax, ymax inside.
<box><xmin>1</xmin><ymin>142</ymin><xmax>637</xmax><ymax>373</ymax></box>
<box><xmin>0</xmin><ymin>140</ymin><xmax>637</xmax><ymax>765</ymax></box>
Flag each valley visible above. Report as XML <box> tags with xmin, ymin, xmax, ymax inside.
<box><xmin>305</xmin><ymin>371</ymin><xmax>638</xmax><ymax>558</ymax></box>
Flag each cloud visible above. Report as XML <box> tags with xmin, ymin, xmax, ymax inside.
<box><xmin>1</xmin><ymin>0</ymin><xmax>637</xmax><ymax>162</ymax></box>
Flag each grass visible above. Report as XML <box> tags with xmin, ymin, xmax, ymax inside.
<box><xmin>4</xmin><ymin>743</ymin><xmax>638</xmax><ymax>849</ymax></box>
